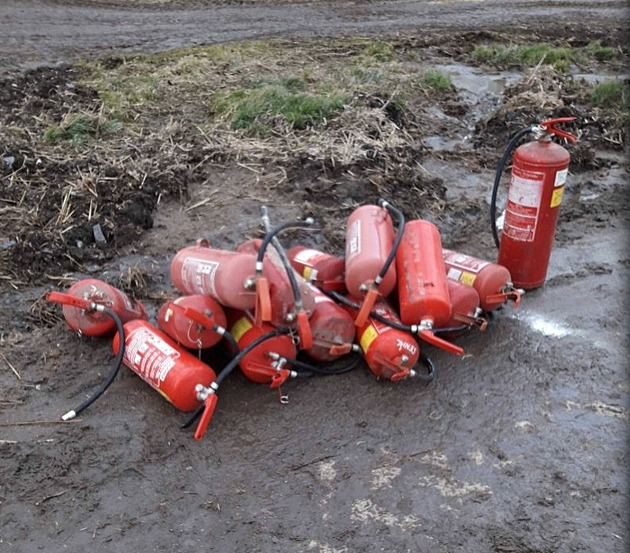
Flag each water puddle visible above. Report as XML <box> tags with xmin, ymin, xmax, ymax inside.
<box><xmin>434</xmin><ymin>63</ymin><xmax>521</xmax><ymax>122</ymax></box>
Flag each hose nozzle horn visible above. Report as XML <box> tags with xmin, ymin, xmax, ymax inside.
<box><xmin>46</xmin><ymin>291</ymin><xmax>94</xmax><ymax>311</ymax></box>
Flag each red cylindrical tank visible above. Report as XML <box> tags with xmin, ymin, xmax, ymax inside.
<box><xmin>438</xmin><ymin>280</ymin><xmax>483</xmax><ymax>332</ymax></box>
<box><xmin>112</xmin><ymin>319</ymin><xmax>216</xmax><ymax>412</ymax></box>
<box><xmin>226</xmin><ymin>309</ymin><xmax>297</xmax><ymax>386</ymax></box>
<box><xmin>397</xmin><ymin>220</ymin><xmax>451</xmax><ymax>327</ymax></box>
<box><xmin>170</xmin><ymin>239</ymin><xmax>257</xmax><ymax>311</ymax></box>
<box><xmin>497</xmin><ymin>130</ymin><xmax>572</xmax><ymax>289</ymax></box>
<box><xmin>344</xmin><ymin>205</ymin><xmax>397</xmax><ymax>297</ymax></box>
<box><xmin>55</xmin><ymin>279</ymin><xmax>147</xmax><ymax>336</ymax></box>
<box><xmin>443</xmin><ymin>248</ymin><xmax>520</xmax><ymax>312</ymax></box>
<box><xmin>287</xmin><ymin>246</ymin><xmax>346</xmax><ymax>291</ymax></box>
<box><xmin>157</xmin><ymin>295</ymin><xmax>227</xmax><ymax>350</ymax></box>
<box><xmin>236</xmin><ymin>238</ymin><xmax>316</xmax><ymax>331</ymax></box>
<box><xmin>303</xmin><ymin>284</ymin><xmax>355</xmax><ymax>362</ymax></box>
<box><xmin>344</xmin><ymin>298</ymin><xmax>419</xmax><ymax>381</ymax></box>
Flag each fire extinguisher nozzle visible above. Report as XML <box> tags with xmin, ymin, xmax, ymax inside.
<box><xmin>61</xmin><ymin>410</ymin><xmax>76</xmax><ymax>421</ymax></box>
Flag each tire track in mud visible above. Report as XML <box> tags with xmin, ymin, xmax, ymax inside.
<box><xmin>0</xmin><ymin>0</ymin><xmax>626</xmax><ymax>73</ymax></box>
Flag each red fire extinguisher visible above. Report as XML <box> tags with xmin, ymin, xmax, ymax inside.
<box><xmin>437</xmin><ymin>280</ymin><xmax>487</xmax><ymax>334</ymax></box>
<box><xmin>345</xmin><ymin>199</ymin><xmax>404</xmax><ymax>327</ymax></box>
<box><xmin>443</xmin><ymin>248</ymin><xmax>521</xmax><ymax>312</ymax></box>
<box><xmin>341</xmin><ymin>297</ymin><xmax>418</xmax><ymax>381</ymax></box>
<box><xmin>226</xmin><ymin>309</ymin><xmax>297</xmax><ymax>388</ymax></box>
<box><xmin>287</xmin><ymin>245</ymin><xmax>346</xmax><ymax>291</ymax></box>
<box><xmin>170</xmin><ymin>239</ymin><xmax>258</xmax><ymax>311</ymax></box>
<box><xmin>47</xmin><ymin>279</ymin><xmax>147</xmax><ymax>336</ymax></box>
<box><xmin>303</xmin><ymin>283</ymin><xmax>356</xmax><ymax>362</ymax></box>
<box><xmin>157</xmin><ymin>295</ymin><xmax>227</xmax><ymax>350</ymax></box>
<box><xmin>395</xmin><ymin>220</ymin><xmax>464</xmax><ymax>356</ymax></box>
<box><xmin>492</xmin><ymin>118</ymin><xmax>578</xmax><ymax>289</ymax></box>
<box><xmin>112</xmin><ymin>319</ymin><xmax>217</xmax><ymax>413</ymax></box>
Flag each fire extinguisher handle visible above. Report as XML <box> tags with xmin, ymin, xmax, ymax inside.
<box><xmin>296</xmin><ymin>310</ymin><xmax>313</xmax><ymax>350</ymax></box>
<box><xmin>354</xmin><ymin>287</ymin><xmax>380</xmax><ymax>328</ymax></box>
<box><xmin>540</xmin><ymin>117</ymin><xmax>578</xmax><ymax>143</ymax></box>
<box><xmin>194</xmin><ymin>393</ymin><xmax>219</xmax><ymax>441</ymax></box>
<box><xmin>182</xmin><ymin>306</ymin><xmax>215</xmax><ymax>329</ymax></box>
<box><xmin>46</xmin><ymin>291</ymin><xmax>94</xmax><ymax>311</ymax></box>
<box><xmin>254</xmin><ymin>277</ymin><xmax>272</xmax><ymax>326</ymax></box>
<box><xmin>418</xmin><ymin>330</ymin><xmax>464</xmax><ymax>356</ymax></box>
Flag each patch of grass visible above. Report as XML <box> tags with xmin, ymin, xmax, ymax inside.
<box><xmin>44</xmin><ymin>114</ymin><xmax>122</xmax><ymax>143</ymax></box>
<box><xmin>363</xmin><ymin>41</ymin><xmax>396</xmax><ymax>63</ymax></box>
<box><xmin>212</xmin><ymin>78</ymin><xmax>348</xmax><ymax>133</ymax></box>
<box><xmin>422</xmin><ymin>70</ymin><xmax>453</xmax><ymax>93</ymax></box>
<box><xmin>472</xmin><ymin>43</ymin><xmax>574</xmax><ymax>71</ymax></box>
<box><xmin>589</xmin><ymin>80</ymin><xmax>630</xmax><ymax>110</ymax></box>
<box><xmin>586</xmin><ymin>40</ymin><xmax>616</xmax><ymax>61</ymax></box>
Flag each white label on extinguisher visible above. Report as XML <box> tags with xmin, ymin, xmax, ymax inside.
<box><xmin>554</xmin><ymin>168</ymin><xmax>568</xmax><ymax>187</ymax></box>
<box><xmin>503</xmin><ymin>168</ymin><xmax>544</xmax><ymax>243</ymax></box>
<box><xmin>126</xmin><ymin>327</ymin><xmax>180</xmax><ymax>389</ymax></box>
<box><xmin>346</xmin><ymin>219</ymin><xmax>361</xmax><ymax>259</ymax></box>
<box><xmin>443</xmin><ymin>251</ymin><xmax>490</xmax><ymax>273</ymax></box>
<box><xmin>181</xmin><ymin>257</ymin><xmax>219</xmax><ymax>297</ymax></box>
<box><xmin>294</xmin><ymin>248</ymin><xmax>320</xmax><ymax>266</ymax></box>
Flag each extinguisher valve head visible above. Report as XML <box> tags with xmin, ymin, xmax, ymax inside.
<box><xmin>196</xmin><ymin>381</ymin><xmax>219</xmax><ymax>402</ymax></box>
<box><xmin>244</xmin><ymin>277</ymin><xmax>256</xmax><ymax>290</ymax></box>
<box><xmin>285</xmin><ymin>312</ymin><xmax>296</xmax><ymax>322</ymax></box>
<box><xmin>400</xmin><ymin>355</ymin><xmax>409</xmax><ymax>366</ymax></box>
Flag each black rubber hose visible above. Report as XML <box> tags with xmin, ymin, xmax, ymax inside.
<box><xmin>181</xmin><ymin>328</ymin><xmax>292</xmax><ymax>428</ymax></box>
<box><xmin>61</xmin><ymin>307</ymin><xmax>125</xmax><ymax>421</ymax></box>
<box><xmin>415</xmin><ymin>353</ymin><xmax>436</xmax><ymax>382</ymax></box>
<box><xmin>326</xmin><ymin>289</ymin><xmax>470</xmax><ymax>336</ymax></box>
<box><xmin>377</xmin><ymin>199</ymin><xmax>405</xmax><ymax>283</ymax></box>
<box><xmin>257</xmin><ymin>219</ymin><xmax>313</xmax><ymax>307</ymax></box>
<box><xmin>285</xmin><ymin>354</ymin><xmax>362</xmax><ymax>376</ymax></box>
<box><xmin>490</xmin><ymin>126</ymin><xmax>534</xmax><ymax>249</ymax></box>
<box><xmin>216</xmin><ymin>326</ymin><xmax>239</xmax><ymax>356</ymax></box>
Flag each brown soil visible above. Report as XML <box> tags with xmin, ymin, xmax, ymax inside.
<box><xmin>0</xmin><ymin>2</ymin><xmax>628</xmax><ymax>553</ymax></box>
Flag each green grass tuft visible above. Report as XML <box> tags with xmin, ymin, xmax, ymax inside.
<box><xmin>586</xmin><ymin>40</ymin><xmax>616</xmax><ymax>61</ymax></box>
<box><xmin>212</xmin><ymin>78</ymin><xmax>348</xmax><ymax>133</ymax></box>
<box><xmin>472</xmin><ymin>43</ymin><xmax>574</xmax><ymax>71</ymax></box>
<box><xmin>422</xmin><ymin>70</ymin><xmax>453</xmax><ymax>93</ymax></box>
<box><xmin>44</xmin><ymin>114</ymin><xmax>122</xmax><ymax>143</ymax></box>
<box><xmin>589</xmin><ymin>80</ymin><xmax>630</xmax><ymax>110</ymax></box>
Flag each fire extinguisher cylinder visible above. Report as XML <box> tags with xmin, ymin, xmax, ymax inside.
<box><xmin>443</xmin><ymin>248</ymin><xmax>521</xmax><ymax>312</ymax></box>
<box><xmin>346</xmin><ymin>199</ymin><xmax>404</xmax><ymax>327</ymax></box>
<box><xmin>226</xmin><ymin>309</ymin><xmax>298</xmax><ymax>387</ymax></box>
<box><xmin>47</xmin><ymin>278</ymin><xmax>148</xmax><ymax>336</ymax></box>
<box><xmin>170</xmin><ymin>239</ymin><xmax>258</xmax><ymax>311</ymax></box>
<box><xmin>112</xmin><ymin>319</ymin><xmax>217</xmax><ymax>413</ymax></box>
<box><xmin>287</xmin><ymin>245</ymin><xmax>346</xmax><ymax>291</ymax></box>
<box><xmin>157</xmin><ymin>294</ymin><xmax>227</xmax><ymax>350</ymax></box>
<box><xmin>492</xmin><ymin>118</ymin><xmax>577</xmax><ymax>289</ymax></box>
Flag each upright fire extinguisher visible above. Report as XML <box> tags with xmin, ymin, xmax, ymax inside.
<box><xmin>491</xmin><ymin>118</ymin><xmax>577</xmax><ymax>289</ymax></box>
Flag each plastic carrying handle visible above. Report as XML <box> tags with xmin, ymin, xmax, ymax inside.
<box><xmin>194</xmin><ymin>393</ymin><xmax>219</xmax><ymax>441</ymax></box>
<box><xmin>540</xmin><ymin>117</ymin><xmax>578</xmax><ymax>144</ymax></box>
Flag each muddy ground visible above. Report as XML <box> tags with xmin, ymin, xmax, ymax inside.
<box><xmin>1</xmin><ymin>1</ymin><xmax>629</xmax><ymax>552</ymax></box>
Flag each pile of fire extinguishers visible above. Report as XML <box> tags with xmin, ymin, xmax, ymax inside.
<box><xmin>46</xmin><ymin>118</ymin><xmax>577</xmax><ymax>440</ymax></box>
<box><xmin>46</xmin><ymin>201</ymin><xmax>521</xmax><ymax>440</ymax></box>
